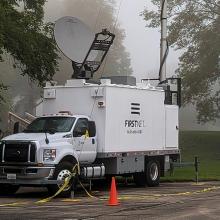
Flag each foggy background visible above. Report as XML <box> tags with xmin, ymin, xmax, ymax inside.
<box><xmin>1</xmin><ymin>0</ymin><xmax>220</xmax><ymax>131</ymax></box>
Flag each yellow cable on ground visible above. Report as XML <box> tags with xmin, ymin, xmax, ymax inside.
<box><xmin>0</xmin><ymin>164</ymin><xmax>79</xmax><ymax>206</ymax></box>
<box><xmin>78</xmin><ymin>180</ymin><xmax>97</xmax><ymax>199</ymax></box>
<box><xmin>1</xmin><ymin>183</ymin><xmax>220</xmax><ymax>207</ymax></box>
<box><xmin>36</xmin><ymin>177</ymin><xmax>71</xmax><ymax>204</ymax></box>
<box><xmin>36</xmin><ymin>164</ymin><xmax>79</xmax><ymax>204</ymax></box>
<box><xmin>0</xmin><ymin>202</ymin><xmax>28</xmax><ymax>207</ymax></box>
<box><xmin>191</xmin><ymin>182</ymin><xmax>205</xmax><ymax>186</ymax></box>
<box><xmin>85</xmin><ymin>186</ymin><xmax>220</xmax><ymax>202</ymax></box>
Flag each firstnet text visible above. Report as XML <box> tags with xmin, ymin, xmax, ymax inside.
<box><xmin>125</xmin><ymin>120</ymin><xmax>145</xmax><ymax>128</ymax></box>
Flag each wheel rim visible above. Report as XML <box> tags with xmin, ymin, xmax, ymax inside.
<box><xmin>150</xmin><ymin>163</ymin><xmax>159</xmax><ymax>181</ymax></box>
<box><xmin>57</xmin><ymin>169</ymin><xmax>72</xmax><ymax>191</ymax></box>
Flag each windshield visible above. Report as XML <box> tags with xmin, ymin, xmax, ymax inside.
<box><xmin>24</xmin><ymin>117</ymin><xmax>76</xmax><ymax>133</ymax></box>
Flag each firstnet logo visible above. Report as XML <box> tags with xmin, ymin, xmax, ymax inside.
<box><xmin>125</xmin><ymin>103</ymin><xmax>145</xmax><ymax>134</ymax></box>
<box><xmin>131</xmin><ymin>103</ymin><xmax>140</xmax><ymax>115</ymax></box>
<box><xmin>125</xmin><ymin>120</ymin><xmax>145</xmax><ymax>128</ymax></box>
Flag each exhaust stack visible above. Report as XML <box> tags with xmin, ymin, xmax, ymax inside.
<box><xmin>160</xmin><ymin>0</ymin><xmax>168</xmax><ymax>83</ymax></box>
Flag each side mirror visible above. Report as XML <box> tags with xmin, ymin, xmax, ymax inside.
<box><xmin>88</xmin><ymin>121</ymin><xmax>96</xmax><ymax>137</ymax></box>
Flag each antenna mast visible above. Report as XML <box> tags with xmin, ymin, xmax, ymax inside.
<box><xmin>160</xmin><ymin>0</ymin><xmax>168</xmax><ymax>83</ymax></box>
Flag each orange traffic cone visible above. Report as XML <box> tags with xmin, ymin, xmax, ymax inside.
<box><xmin>108</xmin><ymin>177</ymin><xmax>119</xmax><ymax>206</ymax></box>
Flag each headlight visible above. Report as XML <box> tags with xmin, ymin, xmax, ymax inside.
<box><xmin>43</xmin><ymin>149</ymin><xmax>56</xmax><ymax>162</ymax></box>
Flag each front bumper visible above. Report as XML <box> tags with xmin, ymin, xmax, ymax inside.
<box><xmin>0</xmin><ymin>165</ymin><xmax>63</xmax><ymax>185</ymax></box>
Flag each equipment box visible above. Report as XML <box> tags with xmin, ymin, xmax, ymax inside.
<box><xmin>39</xmin><ymin>79</ymin><xmax>179</xmax><ymax>155</ymax></box>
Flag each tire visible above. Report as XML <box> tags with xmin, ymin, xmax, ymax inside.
<box><xmin>47</xmin><ymin>161</ymin><xmax>77</xmax><ymax>198</ymax></box>
<box><xmin>145</xmin><ymin>160</ymin><xmax>160</xmax><ymax>187</ymax></box>
<box><xmin>133</xmin><ymin>172</ymin><xmax>146</xmax><ymax>187</ymax></box>
<box><xmin>0</xmin><ymin>184</ymin><xmax>19</xmax><ymax>196</ymax></box>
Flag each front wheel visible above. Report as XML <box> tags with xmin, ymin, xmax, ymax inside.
<box><xmin>0</xmin><ymin>184</ymin><xmax>19</xmax><ymax>196</ymax></box>
<box><xmin>47</xmin><ymin>162</ymin><xmax>77</xmax><ymax>197</ymax></box>
<box><xmin>145</xmin><ymin>160</ymin><xmax>160</xmax><ymax>187</ymax></box>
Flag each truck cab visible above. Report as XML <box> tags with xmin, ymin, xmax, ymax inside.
<box><xmin>0</xmin><ymin>114</ymin><xmax>98</xmax><ymax>196</ymax></box>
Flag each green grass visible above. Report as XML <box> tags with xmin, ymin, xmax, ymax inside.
<box><xmin>162</xmin><ymin>131</ymin><xmax>220</xmax><ymax>181</ymax></box>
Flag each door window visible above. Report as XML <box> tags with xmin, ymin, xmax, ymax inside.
<box><xmin>73</xmin><ymin>118</ymin><xmax>89</xmax><ymax>137</ymax></box>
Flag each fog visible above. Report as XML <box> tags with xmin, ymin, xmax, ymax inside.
<box><xmin>44</xmin><ymin>0</ymin><xmax>220</xmax><ymax>131</ymax></box>
<box><xmin>0</xmin><ymin>0</ymin><xmax>219</xmax><ymax>131</ymax></box>
<box><xmin>44</xmin><ymin>0</ymin><xmax>181</xmax><ymax>81</ymax></box>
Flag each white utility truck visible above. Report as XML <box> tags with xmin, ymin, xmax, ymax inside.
<box><xmin>0</xmin><ymin>16</ymin><xmax>180</xmax><ymax>197</ymax></box>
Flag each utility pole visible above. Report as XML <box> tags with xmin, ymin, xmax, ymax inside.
<box><xmin>160</xmin><ymin>0</ymin><xmax>167</xmax><ymax>83</ymax></box>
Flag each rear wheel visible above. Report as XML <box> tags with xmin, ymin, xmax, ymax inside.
<box><xmin>145</xmin><ymin>160</ymin><xmax>160</xmax><ymax>187</ymax></box>
<box><xmin>47</xmin><ymin>161</ymin><xmax>77</xmax><ymax>197</ymax></box>
<box><xmin>0</xmin><ymin>184</ymin><xmax>19</xmax><ymax>196</ymax></box>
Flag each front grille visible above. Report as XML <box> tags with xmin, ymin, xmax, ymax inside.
<box><xmin>30</xmin><ymin>144</ymin><xmax>36</xmax><ymax>162</ymax></box>
<box><xmin>2</xmin><ymin>142</ymin><xmax>36</xmax><ymax>163</ymax></box>
<box><xmin>5</xmin><ymin>144</ymin><xmax>29</xmax><ymax>162</ymax></box>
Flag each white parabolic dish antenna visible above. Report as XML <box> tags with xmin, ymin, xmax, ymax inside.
<box><xmin>54</xmin><ymin>16</ymin><xmax>97</xmax><ymax>63</ymax></box>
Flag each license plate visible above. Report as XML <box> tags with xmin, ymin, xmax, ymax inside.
<box><xmin>7</xmin><ymin>174</ymin><xmax>16</xmax><ymax>180</ymax></box>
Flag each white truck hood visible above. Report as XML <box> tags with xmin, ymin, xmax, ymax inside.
<box><xmin>2</xmin><ymin>132</ymin><xmax>69</xmax><ymax>144</ymax></box>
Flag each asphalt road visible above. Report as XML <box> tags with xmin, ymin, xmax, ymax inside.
<box><xmin>0</xmin><ymin>182</ymin><xmax>220</xmax><ymax>220</ymax></box>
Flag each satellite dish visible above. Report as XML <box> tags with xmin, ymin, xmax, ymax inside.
<box><xmin>54</xmin><ymin>16</ymin><xmax>115</xmax><ymax>79</ymax></box>
<box><xmin>54</xmin><ymin>16</ymin><xmax>97</xmax><ymax>63</ymax></box>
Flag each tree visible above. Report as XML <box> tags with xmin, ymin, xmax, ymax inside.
<box><xmin>53</xmin><ymin>0</ymin><xmax>132</xmax><ymax>82</ymax></box>
<box><xmin>0</xmin><ymin>0</ymin><xmax>59</xmax><ymax>103</ymax></box>
<box><xmin>142</xmin><ymin>0</ymin><xmax>220</xmax><ymax>123</ymax></box>
<box><xmin>0</xmin><ymin>83</ymin><xmax>7</xmax><ymax>103</ymax></box>
<box><xmin>0</xmin><ymin>0</ymin><xmax>132</xmax><ymax>123</ymax></box>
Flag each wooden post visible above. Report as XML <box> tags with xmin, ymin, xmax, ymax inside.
<box><xmin>195</xmin><ymin>156</ymin><xmax>199</xmax><ymax>183</ymax></box>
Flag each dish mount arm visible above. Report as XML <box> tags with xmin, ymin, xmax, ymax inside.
<box><xmin>72</xmin><ymin>29</ymin><xmax>115</xmax><ymax>79</ymax></box>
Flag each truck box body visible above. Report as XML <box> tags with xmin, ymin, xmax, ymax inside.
<box><xmin>38</xmin><ymin>79</ymin><xmax>179</xmax><ymax>156</ymax></box>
